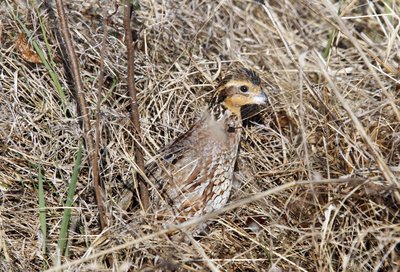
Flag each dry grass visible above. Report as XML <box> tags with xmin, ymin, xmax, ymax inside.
<box><xmin>1</xmin><ymin>0</ymin><xmax>399</xmax><ymax>271</ymax></box>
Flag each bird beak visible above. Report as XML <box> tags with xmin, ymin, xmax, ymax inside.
<box><xmin>253</xmin><ymin>91</ymin><xmax>268</xmax><ymax>105</ymax></box>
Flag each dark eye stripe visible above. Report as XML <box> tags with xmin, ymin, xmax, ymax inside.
<box><xmin>240</xmin><ymin>85</ymin><xmax>249</xmax><ymax>93</ymax></box>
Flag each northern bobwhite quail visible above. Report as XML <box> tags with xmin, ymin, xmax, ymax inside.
<box><xmin>147</xmin><ymin>68</ymin><xmax>267</xmax><ymax>223</ymax></box>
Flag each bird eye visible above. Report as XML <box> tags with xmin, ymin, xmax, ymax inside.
<box><xmin>240</xmin><ymin>85</ymin><xmax>249</xmax><ymax>93</ymax></box>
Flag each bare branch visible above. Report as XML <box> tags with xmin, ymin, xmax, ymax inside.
<box><xmin>55</xmin><ymin>0</ymin><xmax>107</xmax><ymax>229</ymax></box>
<box><xmin>123</xmin><ymin>0</ymin><xmax>150</xmax><ymax>210</ymax></box>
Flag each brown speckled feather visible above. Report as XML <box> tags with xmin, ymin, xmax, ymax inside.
<box><xmin>147</xmin><ymin>111</ymin><xmax>241</xmax><ymax>222</ymax></box>
<box><xmin>146</xmin><ymin>69</ymin><xmax>267</xmax><ymax>223</ymax></box>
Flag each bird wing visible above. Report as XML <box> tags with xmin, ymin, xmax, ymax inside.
<box><xmin>145</xmin><ymin>120</ymin><xmax>217</xmax><ymax>217</ymax></box>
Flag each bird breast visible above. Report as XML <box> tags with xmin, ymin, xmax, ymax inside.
<box><xmin>151</xmin><ymin>109</ymin><xmax>242</xmax><ymax>221</ymax></box>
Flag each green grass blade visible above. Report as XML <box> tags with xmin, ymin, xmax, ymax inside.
<box><xmin>322</xmin><ymin>29</ymin><xmax>336</xmax><ymax>60</ymax></box>
<box><xmin>15</xmin><ymin>16</ymin><xmax>68</xmax><ymax>113</ymax></box>
<box><xmin>38</xmin><ymin>165</ymin><xmax>47</xmax><ymax>268</ymax></box>
<box><xmin>383</xmin><ymin>0</ymin><xmax>393</xmax><ymax>22</ymax></box>
<box><xmin>57</xmin><ymin>141</ymin><xmax>84</xmax><ymax>256</ymax></box>
<box><xmin>322</xmin><ymin>0</ymin><xmax>342</xmax><ymax>60</ymax></box>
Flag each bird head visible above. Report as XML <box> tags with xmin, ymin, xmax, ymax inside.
<box><xmin>210</xmin><ymin>69</ymin><xmax>267</xmax><ymax>116</ymax></box>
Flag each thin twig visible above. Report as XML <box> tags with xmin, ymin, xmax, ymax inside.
<box><xmin>92</xmin><ymin>6</ymin><xmax>118</xmax><ymax>231</ymax></box>
<box><xmin>55</xmin><ymin>0</ymin><xmax>107</xmax><ymax>229</ymax></box>
<box><xmin>123</xmin><ymin>0</ymin><xmax>150</xmax><ymax>211</ymax></box>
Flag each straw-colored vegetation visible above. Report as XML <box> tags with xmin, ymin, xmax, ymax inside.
<box><xmin>1</xmin><ymin>0</ymin><xmax>399</xmax><ymax>271</ymax></box>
